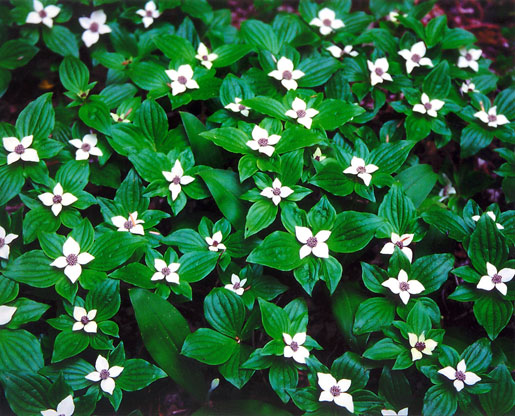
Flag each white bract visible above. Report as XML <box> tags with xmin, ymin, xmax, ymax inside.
<box><xmin>477</xmin><ymin>262</ymin><xmax>514</xmax><ymax>296</ymax></box>
<box><xmin>283</xmin><ymin>332</ymin><xmax>309</xmax><ymax>364</ymax></box>
<box><xmin>457</xmin><ymin>48</ymin><xmax>482</xmax><ymax>72</ymax></box>
<box><xmin>460</xmin><ymin>80</ymin><xmax>478</xmax><ymax>94</ymax></box>
<box><xmin>382</xmin><ymin>270</ymin><xmax>425</xmax><ymax>305</ymax></box>
<box><xmin>3</xmin><ymin>135</ymin><xmax>39</xmax><ymax>165</ymax></box>
<box><xmin>246</xmin><ymin>125</ymin><xmax>281</xmax><ymax>157</ymax></box>
<box><xmin>224</xmin><ymin>274</ymin><xmax>246</xmax><ymax>296</ymax></box>
<box><xmin>136</xmin><ymin>1</ymin><xmax>160</xmax><ymax>28</ymax></box>
<box><xmin>0</xmin><ymin>305</ymin><xmax>16</xmax><ymax>326</ymax></box>
<box><xmin>382</xmin><ymin>409</ymin><xmax>409</xmax><ymax>416</ymax></box>
<box><xmin>41</xmin><ymin>395</ymin><xmax>75</xmax><ymax>416</ymax></box>
<box><xmin>206</xmin><ymin>231</ymin><xmax>226</xmax><ymax>252</ymax></box>
<box><xmin>317</xmin><ymin>373</ymin><xmax>354</xmax><ymax>412</ymax></box>
<box><xmin>111</xmin><ymin>212</ymin><xmax>145</xmax><ymax>235</ymax></box>
<box><xmin>151</xmin><ymin>259</ymin><xmax>180</xmax><ymax>284</ymax></box>
<box><xmin>313</xmin><ymin>148</ymin><xmax>326</xmax><ymax>161</ymax></box>
<box><xmin>413</xmin><ymin>93</ymin><xmax>445</xmax><ymax>118</ymax></box>
<box><xmin>165</xmin><ymin>64</ymin><xmax>199</xmax><ymax>96</ymax></box>
<box><xmin>0</xmin><ymin>226</ymin><xmax>17</xmax><ymax>260</ymax></box>
<box><xmin>343</xmin><ymin>156</ymin><xmax>378</xmax><ymax>186</ymax></box>
<box><xmin>195</xmin><ymin>42</ymin><xmax>218</xmax><ymax>69</ymax></box>
<box><xmin>162</xmin><ymin>160</ymin><xmax>195</xmax><ymax>201</ymax></box>
<box><xmin>327</xmin><ymin>44</ymin><xmax>358</xmax><ymax>58</ymax></box>
<box><xmin>439</xmin><ymin>184</ymin><xmax>456</xmax><ymax>202</ymax></box>
<box><xmin>387</xmin><ymin>11</ymin><xmax>406</xmax><ymax>22</ymax></box>
<box><xmin>471</xmin><ymin>211</ymin><xmax>504</xmax><ymax>230</ymax></box>
<box><xmin>72</xmin><ymin>306</ymin><xmax>97</xmax><ymax>333</ymax></box>
<box><xmin>26</xmin><ymin>0</ymin><xmax>60</xmax><ymax>28</ymax></box>
<box><xmin>69</xmin><ymin>134</ymin><xmax>103</xmax><ymax>160</ymax></box>
<box><xmin>367</xmin><ymin>58</ymin><xmax>393</xmax><ymax>86</ymax></box>
<box><xmin>438</xmin><ymin>359</ymin><xmax>481</xmax><ymax>392</ymax></box>
<box><xmin>380</xmin><ymin>233</ymin><xmax>414</xmax><ymax>262</ymax></box>
<box><xmin>398</xmin><ymin>41</ymin><xmax>433</xmax><ymax>74</ymax></box>
<box><xmin>38</xmin><ymin>183</ymin><xmax>77</xmax><ymax>216</ymax></box>
<box><xmin>261</xmin><ymin>178</ymin><xmax>293</xmax><ymax>206</ymax></box>
<box><xmin>85</xmin><ymin>355</ymin><xmax>124</xmax><ymax>395</ymax></box>
<box><xmin>50</xmin><ymin>237</ymin><xmax>94</xmax><ymax>284</ymax></box>
<box><xmin>408</xmin><ymin>333</ymin><xmax>437</xmax><ymax>361</ymax></box>
<box><xmin>79</xmin><ymin>10</ymin><xmax>111</xmax><ymax>48</ymax></box>
<box><xmin>295</xmin><ymin>226</ymin><xmax>331</xmax><ymax>259</ymax></box>
<box><xmin>110</xmin><ymin>112</ymin><xmax>131</xmax><ymax>123</ymax></box>
<box><xmin>310</xmin><ymin>8</ymin><xmax>344</xmax><ymax>35</ymax></box>
<box><xmin>474</xmin><ymin>106</ymin><xmax>509</xmax><ymax>128</ymax></box>
<box><xmin>268</xmin><ymin>57</ymin><xmax>304</xmax><ymax>90</ymax></box>
<box><xmin>285</xmin><ymin>97</ymin><xmax>319</xmax><ymax>129</ymax></box>
<box><xmin>225</xmin><ymin>97</ymin><xmax>249</xmax><ymax>117</ymax></box>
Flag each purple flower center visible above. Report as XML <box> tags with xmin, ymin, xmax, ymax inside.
<box><xmin>465</xmin><ymin>53</ymin><xmax>472</xmax><ymax>61</ymax></box>
<box><xmin>272</xmin><ymin>187</ymin><xmax>281</xmax><ymax>196</ymax></box>
<box><xmin>306</xmin><ymin>236</ymin><xmax>318</xmax><ymax>248</ymax></box>
<box><xmin>123</xmin><ymin>220</ymin><xmax>133</xmax><ymax>230</ymax></box>
<box><xmin>375</xmin><ymin>67</ymin><xmax>384</xmax><ymax>76</ymax></box>
<box><xmin>238</xmin><ymin>104</ymin><xmax>246</xmax><ymax>111</ymax></box>
<box><xmin>81</xmin><ymin>143</ymin><xmax>91</xmax><ymax>152</ymax></box>
<box><xmin>488</xmin><ymin>114</ymin><xmax>497</xmax><ymax>122</ymax></box>
<box><xmin>202</xmin><ymin>55</ymin><xmax>208</xmax><ymax>60</ymax></box>
<box><xmin>290</xmin><ymin>341</ymin><xmax>299</xmax><ymax>352</ymax></box>
<box><xmin>455</xmin><ymin>370</ymin><xmax>466</xmax><ymax>381</ymax></box>
<box><xmin>330</xmin><ymin>385</ymin><xmax>341</xmax><ymax>397</ymax></box>
<box><xmin>39</xmin><ymin>10</ymin><xmax>47</xmax><ymax>18</ymax></box>
<box><xmin>177</xmin><ymin>75</ymin><xmax>188</xmax><ymax>85</ymax></box>
<box><xmin>411</xmin><ymin>53</ymin><xmax>421</xmax><ymax>63</ymax></box>
<box><xmin>161</xmin><ymin>267</ymin><xmax>171</xmax><ymax>276</ymax></box>
<box><xmin>172</xmin><ymin>176</ymin><xmax>181</xmax><ymax>185</ymax></box>
<box><xmin>99</xmin><ymin>369</ymin><xmax>110</xmax><ymax>380</ymax></box>
<box><xmin>258</xmin><ymin>138</ymin><xmax>268</xmax><ymax>146</ymax></box>
<box><xmin>415</xmin><ymin>341</ymin><xmax>426</xmax><ymax>351</ymax></box>
<box><xmin>322</xmin><ymin>18</ymin><xmax>332</xmax><ymax>26</ymax></box>
<box><xmin>314</xmin><ymin>155</ymin><xmax>321</xmax><ymax>161</ymax></box>
<box><xmin>14</xmin><ymin>144</ymin><xmax>25</xmax><ymax>155</ymax></box>
<box><xmin>0</xmin><ymin>238</ymin><xmax>4</xmax><ymax>248</ymax></box>
<box><xmin>81</xmin><ymin>315</ymin><xmax>90</xmax><ymax>325</ymax></box>
<box><xmin>66</xmin><ymin>254</ymin><xmax>78</xmax><ymax>266</ymax></box>
<box><xmin>90</xmin><ymin>22</ymin><xmax>99</xmax><ymax>33</ymax></box>
<box><xmin>395</xmin><ymin>241</ymin><xmax>404</xmax><ymax>249</ymax></box>
<box><xmin>492</xmin><ymin>273</ymin><xmax>502</xmax><ymax>284</ymax></box>
<box><xmin>399</xmin><ymin>281</ymin><xmax>410</xmax><ymax>291</ymax></box>
<box><xmin>233</xmin><ymin>282</ymin><xmax>241</xmax><ymax>290</ymax></box>
<box><xmin>146</xmin><ymin>10</ymin><xmax>153</xmax><ymax>17</ymax></box>
<box><xmin>356</xmin><ymin>166</ymin><xmax>366</xmax><ymax>174</ymax></box>
<box><xmin>52</xmin><ymin>194</ymin><xmax>62</xmax><ymax>204</ymax></box>
<box><xmin>424</xmin><ymin>102</ymin><xmax>432</xmax><ymax>110</ymax></box>
<box><xmin>282</xmin><ymin>70</ymin><xmax>293</xmax><ymax>80</ymax></box>
<box><xmin>296</xmin><ymin>109</ymin><xmax>306</xmax><ymax>118</ymax></box>
<box><xmin>212</xmin><ymin>240</ymin><xmax>219</xmax><ymax>247</ymax></box>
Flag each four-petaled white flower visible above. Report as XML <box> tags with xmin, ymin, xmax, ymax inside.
<box><xmin>41</xmin><ymin>395</ymin><xmax>75</xmax><ymax>416</ymax></box>
<box><xmin>224</xmin><ymin>274</ymin><xmax>246</xmax><ymax>296</ymax></box>
<box><xmin>382</xmin><ymin>409</ymin><xmax>409</xmax><ymax>416</ymax></box>
<box><xmin>457</xmin><ymin>48</ymin><xmax>482</xmax><ymax>72</ymax></box>
<box><xmin>438</xmin><ymin>359</ymin><xmax>481</xmax><ymax>392</ymax></box>
<box><xmin>136</xmin><ymin>1</ymin><xmax>160</xmax><ymax>28</ymax></box>
<box><xmin>162</xmin><ymin>160</ymin><xmax>195</xmax><ymax>201</ymax></box>
<box><xmin>165</xmin><ymin>64</ymin><xmax>199</xmax><ymax>96</ymax></box>
<box><xmin>398</xmin><ymin>41</ymin><xmax>433</xmax><ymax>74</ymax></box>
<box><xmin>413</xmin><ymin>93</ymin><xmax>445</xmax><ymax>118</ymax></box>
<box><xmin>471</xmin><ymin>211</ymin><xmax>504</xmax><ymax>230</ymax></box>
<box><xmin>50</xmin><ymin>237</ymin><xmax>94</xmax><ymax>283</ymax></box>
<box><xmin>477</xmin><ymin>262</ymin><xmax>514</xmax><ymax>296</ymax></box>
<box><xmin>439</xmin><ymin>184</ymin><xmax>456</xmax><ymax>202</ymax></box>
<box><xmin>38</xmin><ymin>183</ymin><xmax>77</xmax><ymax>216</ymax></box>
<box><xmin>69</xmin><ymin>134</ymin><xmax>103</xmax><ymax>161</ymax></box>
<box><xmin>225</xmin><ymin>97</ymin><xmax>250</xmax><ymax>117</ymax></box>
<box><xmin>408</xmin><ymin>333</ymin><xmax>437</xmax><ymax>361</ymax></box>
<box><xmin>317</xmin><ymin>373</ymin><xmax>354</xmax><ymax>412</ymax></box>
<box><xmin>3</xmin><ymin>135</ymin><xmax>39</xmax><ymax>165</ymax></box>
<box><xmin>387</xmin><ymin>11</ymin><xmax>406</xmax><ymax>23</ymax></box>
<box><xmin>26</xmin><ymin>0</ymin><xmax>60</xmax><ymax>28</ymax></box>
<box><xmin>283</xmin><ymin>332</ymin><xmax>309</xmax><ymax>364</ymax></box>
<box><xmin>79</xmin><ymin>10</ymin><xmax>111</xmax><ymax>48</ymax></box>
<box><xmin>268</xmin><ymin>57</ymin><xmax>304</xmax><ymax>90</ymax></box>
<box><xmin>285</xmin><ymin>97</ymin><xmax>319</xmax><ymax>129</ymax></box>
<box><xmin>460</xmin><ymin>80</ymin><xmax>478</xmax><ymax>94</ymax></box>
<box><xmin>295</xmin><ymin>226</ymin><xmax>331</xmax><ymax>259</ymax></box>
<box><xmin>343</xmin><ymin>156</ymin><xmax>378</xmax><ymax>186</ymax></box>
<box><xmin>85</xmin><ymin>355</ymin><xmax>124</xmax><ymax>395</ymax></box>
<box><xmin>111</xmin><ymin>212</ymin><xmax>145</xmax><ymax>235</ymax></box>
<box><xmin>380</xmin><ymin>233</ymin><xmax>415</xmax><ymax>262</ymax></box>
<box><xmin>474</xmin><ymin>106</ymin><xmax>509</xmax><ymax>128</ymax></box>
<box><xmin>0</xmin><ymin>226</ymin><xmax>17</xmax><ymax>260</ymax></box>
<box><xmin>313</xmin><ymin>147</ymin><xmax>326</xmax><ymax>161</ymax></box>
<box><xmin>195</xmin><ymin>42</ymin><xmax>218</xmax><ymax>69</ymax></box>
<box><xmin>110</xmin><ymin>112</ymin><xmax>131</xmax><ymax>123</ymax></box>
<box><xmin>246</xmin><ymin>125</ymin><xmax>281</xmax><ymax>157</ymax></box>
<box><xmin>151</xmin><ymin>259</ymin><xmax>180</xmax><ymax>284</ymax></box>
<box><xmin>327</xmin><ymin>44</ymin><xmax>358</xmax><ymax>58</ymax></box>
<box><xmin>206</xmin><ymin>231</ymin><xmax>226</xmax><ymax>252</ymax></box>
<box><xmin>382</xmin><ymin>270</ymin><xmax>425</xmax><ymax>305</ymax></box>
<box><xmin>0</xmin><ymin>305</ymin><xmax>16</xmax><ymax>326</ymax></box>
<box><xmin>72</xmin><ymin>306</ymin><xmax>97</xmax><ymax>333</ymax></box>
<box><xmin>261</xmin><ymin>178</ymin><xmax>293</xmax><ymax>206</ymax></box>
<box><xmin>368</xmin><ymin>58</ymin><xmax>393</xmax><ymax>86</ymax></box>
<box><xmin>310</xmin><ymin>8</ymin><xmax>344</xmax><ymax>36</ymax></box>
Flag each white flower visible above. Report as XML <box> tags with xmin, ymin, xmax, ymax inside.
<box><xmin>268</xmin><ymin>57</ymin><xmax>304</xmax><ymax>90</ymax></box>
<box><xmin>477</xmin><ymin>262</ymin><xmax>514</xmax><ymax>296</ymax></box>
<box><xmin>111</xmin><ymin>212</ymin><xmax>145</xmax><ymax>235</ymax></box>
<box><xmin>367</xmin><ymin>58</ymin><xmax>393</xmax><ymax>86</ymax></box>
<box><xmin>0</xmin><ymin>226</ymin><xmax>17</xmax><ymax>260</ymax></box>
<box><xmin>3</xmin><ymin>135</ymin><xmax>39</xmax><ymax>165</ymax></box>
<box><xmin>439</xmin><ymin>184</ymin><xmax>456</xmax><ymax>202</ymax></box>
<box><xmin>246</xmin><ymin>125</ymin><xmax>281</xmax><ymax>157</ymax></box>
<box><xmin>25</xmin><ymin>0</ymin><xmax>60</xmax><ymax>28</ymax></box>
<box><xmin>285</xmin><ymin>97</ymin><xmax>319</xmax><ymax>129</ymax></box>
<box><xmin>195</xmin><ymin>42</ymin><xmax>218</xmax><ymax>69</ymax></box>
<box><xmin>457</xmin><ymin>48</ymin><xmax>482</xmax><ymax>72</ymax></box>
<box><xmin>136</xmin><ymin>1</ymin><xmax>160</xmax><ymax>28</ymax></box>
<box><xmin>69</xmin><ymin>134</ymin><xmax>103</xmax><ymax>161</ymax></box>
<box><xmin>310</xmin><ymin>8</ymin><xmax>344</xmax><ymax>36</ymax></box>
<box><xmin>85</xmin><ymin>355</ymin><xmax>124</xmax><ymax>395</ymax></box>
<box><xmin>261</xmin><ymin>178</ymin><xmax>293</xmax><ymax>205</ymax></box>
<box><xmin>72</xmin><ymin>306</ymin><xmax>97</xmax><ymax>333</ymax></box>
<box><xmin>327</xmin><ymin>44</ymin><xmax>358</xmax><ymax>58</ymax></box>
<box><xmin>382</xmin><ymin>409</ymin><xmax>408</xmax><ymax>416</ymax></box>
<box><xmin>313</xmin><ymin>147</ymin><xmax>326</xmax><ymax>161</ymax></box>
<box><xmin>38</xmin><ymin>183</ymin><xmax>77</xmax><ymax>216</ymax></box>
<box><xmin>471</xmin><ymin>211</ymin><xmax>504</xmax><ymax>230</ymax></box>
<box><xmin>413</xmin><ymin>93</ymin><xmax>445</xmax><ymax>118</ymax></box>
<box><xmin>438</xmin><ymin>359</ymin><xmax>481</xmax><ymax>392</ymax></box>
<box><xmin>79</xmin><ymin>10</ymin><xmax>111</xmax><ymax>48</ymax></box>
<box><xmin>343</xmin><ymin>156</ymin><xmax>378</xmax><ymax>186</ymax></box>
<box><xmin>224</xmin><ymin>274</ymin><xmax>246</xmax><ymax>296</ymax></box>
<box><xmin>295</xmin><ymin>226</ymin><xmax>331</xmax><ymax>259</ymax></box>
<box><xmin>165</xmin><ymin>64</ymin><xmax>199</xmax><ymax>96</ymax></box>
<box><xmin>162</xmin><ymin>160</ymin><xmax>195</xmax><ymax>201</ymax></box>
<box><xmin>382</xmin><ymin>270</ymin><xmax>425</xmax><ymax>305</ymax></box>
<box><xmin>460</xmin><ymin>80</ymin><xmax>478</xmax><ymax>94</ymax></box>
<box><xmin>225</xmin><ymin>97</ymin><xmax>249</xmax><ymax>117</ymax></box>
<box><xmin>50</xmin><ymin>237</ymin><xmax>94</xmax><ymax>284</ymax></box>
<box><xmin>206</xmin><ymin>231</ymin><xmax>226</xmax><ymax>252</ymax></box>
<box><xmin>283</xmin><ymin>332</ymin><xmax>309</xmax><ymax>364</ymax></box>
<box><xmin>110</xmin><ymin>112</ymin><xmax>131</xmax><ymax>123</ymax></box>
<box><xmin>317</xmin><ymin>373</ymin><xmax>354</xmax><ymax>412</ymax></box>
<box><xmin>387</xmin><ymin>11</ymin><xmax>406</xmax><ymax>23</ymax></box>
<box><xmin>0</xmin><ymin>305</ymin><xmax>16</xmax><ymax>326</ymax></box>
<box><xmin>398</xmin><ymin>41</ymin><xmax>433</xmax><ymax>74</ymax></box>
<box><xmin>380</xmin><ymin>233</ymin><xmax>414</xmax><ymax>262</ymax></box>
<box><xmin>408</xmin><ymin>333</ymin><xmax>437</xmax><ymax>361</ymax></box>
<box><xmin>474</xmin><ymin>106</ymin><xmax>509</xmax><ymax>128</ymax></box>
<box><xmin>41</xmin><ymin>395</ymin><xmax>75</xmax><ymax>416</ymax></box>
<box><xmin>151</xmin><ymin>259</ymin><xmax>180</xmax><ymax>284</ymax></box>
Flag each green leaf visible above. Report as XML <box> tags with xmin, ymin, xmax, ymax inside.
<box><xmin>467</xmin><ymin>214</ymin><xmax>508</xmax><ymax>271</ymax></box>
<box><xmin>135</xmin><ymin>99</ymin><xmax>166</xmax><ymax>143</ymax></box>
<box><xmin>310</xmin><ymin>160</ymin><xmax>354</xmax><ymax>197</ymax></box>
<box><xmin>59</xmin><ymin>56</ymin><xmax>89</xmax><ymax>94</ymax></box>
<box><xmin>313</xmin><ymin>100</ymin><xmax>365</xmax><ymax>131</ymax></box>
<box><xmin>86</xmin><ymin>279</ymin><xmax>120</xmax><ymax>321</ymax></box>
<box><xmin>396</xmin><ymin>164</ymin><xmax>438</xmax><ymax>207</ymax></box>
<box><xmin>460</xmin><ymin>338</ymin><xmax>492</xmax><ymax>373</ymax></box>
<box><xmin>269</xmin><ymin>361</ymin><xmax>298</xmax><ymax>403</ymax></box>
<box><xmin>0</xmin><ymin>330</ymin><xmax>44</xmax><ymax>372</ymax></box>
<box><xmin>42</xmin><ymin>25</ymin><xmax>79</xmax><ymax>57</ymax></box>
<box><xmin>23</xmin><ymin>206</ymin><xmax>60</xmax><ymax>244</ymax></box>
<box><xmin>369</xmin><ymin>141</ymin><xmax>416</xmax><ymax>174</ymax></box>
<box><xmin>7</xmin><ymin>297</ymin><xmax>49</xmax><ymax>329</ymax></box>
<box><xmin>258</xmin><ymin>298</ymin><xmax>289</xmax><ymax>339</ymax></box>
<box><xmin>219</xmin><ymin>344</ymin><xmax>254</xmax><ymax>389</ymax></box>
<box><xmin>353</xmin><ymin>297</ymin><xmax>395</xmax><ymax>335</ymax></box>
<box><xmin>460</xmin><ymin>123</ymin><xmax>494</xmax><ymax>158</ymax></box>
<box><xmin>473</xmin><ymin>296</ymin><xmax>513</xmax><ymax>340</ymax></box>
<box><xmin>0</xmin><ymin>40</ymin><xmax>38</xmax><ymax>70</ymax></box>
<box><xmin>116</xmin><ymin>358</ymin><xmax>166</xmax><ymax>391</ymax></box>
<box><xmin>297</xmin><ymin>57</ymin><xmax>341</xmax><ymax>88</ymax></box>
<box><xmin>410</xmin><ymin>253</ymin><xmax>454</xmax><ymax>294</ymax></box>
<box><xmin>182</xmin><ymin>328</ymin><xmax>237</xmax><ymax>365</ymax></box>
<box><xmin>363</xmin><ymin>338</ymin><xmax>405</xmax><ymax>360</ymax></box>
<box><xmin>204</xmin><ymin>288</ymin><xmax>245</xmax><ymax>338</ymax></box>
<box><xmin>405</xmin><ymin>114</ymin><xmax>432</xmax><ymax>141</ymax></box>
<box><xmin>0</xmin><ymin>371</ymin><xmax>51</xmax><ymax>416</ymax></box>
<box><xmin>423</xmin><ymin>384</ymin><xmax>457</xmax><ymax>416</ymax></box>
<box><xmin>240</xmin><ymin>20</ymin><xmax>280</xmax><ymax>54</ymax></box>
<box><xmin>153</xmin><ymin>34</ymin><xmax>196</xmax><ymax>64</ymax></box>
<box><xmin>275</xmin><ymin>126</ymin><xmax>322</xmax><ymax>153</ymax></box>
<box><xmin>129</xmin><ymin>61</ymin><xmax>169</xmax><ymax>92</ymax></box>
<box><xmin>3</xmin><ymin>250</ymin><xmax>61</xmax><ymax>288</ymax></box>
<box><xmin>425</xmin><ymin>15</ymin><xmax>447</xmax><ymax>47</ymax></box>
<box><xmin>245</xmin><ymin>200</ymin><xmax>278</xmax><ymax>238</ymax></box>
<box><xmin>212</xmin><ymin>44</ymin><xmax>254</xmax><ymax>68</ymax></box>
<box><xmin>331</xmin><ymin>351</ymin><xmax>369</xmax><ymax>390</ymax></box>
<box><xmin>79</xmin><ymin>101</ymin><xmax>111</xmax><ymax>135</ymax></box>
<box><xmin>247</xmin><ymin>231</ymin><xmax>302</xmax><ymax>271</ymax></box>
<box><xmin>421</xmin><ymin>209</ymin><xmax>470</xmax><ymax>242</ymax></box>
<box><xmin>423</xmin><ymin>61</ymin><xmax>451</xmax><ymax>99</ymax></box>
<box><xmin>329</xmin><ymin>211</ymin><xmax>384</xmax><ymax>253</ymax></box>
<box><xmin>479</xmin><ymin>365</ymin><xmax>515</xmax><ymax>416</ymax></box>
<box><xmin>441</xmin><ymin>28</ymin><xmax>476</xmax><ymax>49</ymax></box>
<box><xmin>89</xmin><ymin>232</ymin><xmax>145</xmax><ymax>272</ymax></box>
<box><xmin>0</xmin><ymin>165</ymin><xmax>24</xmax><ymax>206</ymax></box>
<box><xmin>51</xmin><ymin>330</ymin><xmax>89</xmax><ymax>362</ymax></box>
<box><xmin>178</xmin><ymin>251</ymin><xmax>218</xmax><ymax>282</ymax></box>
<box><xmin>200</xmin><ymin>127</ymin><xmax>250</xmax><ymax>154</ymax></box>
<box><xmin>379</xmin><ymin>367</ymin><xmax>411</xmax><ymax>411</ymax></box>
<box><xmin>181</xmin><ymin>112</ymin><xmax>223</xmax><ymax>167</ymax></box>
<box><xmin>16</xmin><ymin>93</ymin><xmax>55</xmax><ymax>140</ymax></box>
<box><xmin>378</xmin><ymin>184</ymin><xmax>416</xmax><ymax>234</ymax></box>
<box><xmin>242</xmin><ymin>96</ymin><xmax>289</xmax><ymax>120</ymax></box>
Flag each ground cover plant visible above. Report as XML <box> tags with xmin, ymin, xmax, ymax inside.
<box><xmin>0</xmin><ymin>0</ymin><xmax>514</xmax><ymax>414</ymax></box>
